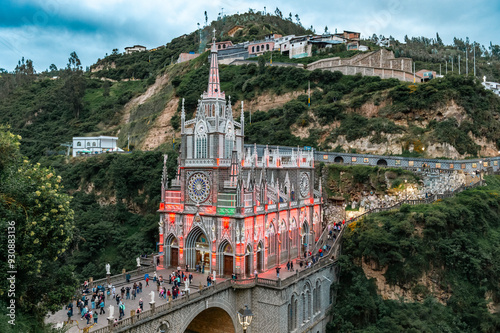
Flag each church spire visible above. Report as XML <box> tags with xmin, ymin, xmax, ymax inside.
<box><xmin>207</xmin><ymin>29</ymin><xmax>224</xmax><ymax>99</ymax></box>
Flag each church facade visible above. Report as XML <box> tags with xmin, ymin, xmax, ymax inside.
<box><xmin>158</xmin><ymin>34</ymin><xmax>323</xmax><ymax>277</ymax></box>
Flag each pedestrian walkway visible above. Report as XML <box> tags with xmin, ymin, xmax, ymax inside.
<box><xmin>45</xmin><ymin>267</ymin><xmax>227</xmax><ymax>332</ymax></box>
<box><xmin>46</xmin><ymin>233</ymin><xmax>338</xmax><ymax>332</ymax></box>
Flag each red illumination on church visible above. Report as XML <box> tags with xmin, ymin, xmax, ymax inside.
<box><xmin>157</xmin><ymin>29</ymin><xmax>323</xmax><ymax>278</ymax></box>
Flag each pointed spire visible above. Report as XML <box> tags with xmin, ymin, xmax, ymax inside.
<box><xmin>207</xmin><ymin>29</ymin><xmax>224</xmax><ymax>99</ymax></box>
<box><xmin>161</xmin><ymin>154</ymin><xmax>168</xmax><ymax>201</ymax></box>
<box><xmin>240</xmin><ymin>100</ymin><xmax>244</xmax><ymax>136</ymax></box>
<box><xmin>181</xmin><ymin>98</ymin><xmax>185</xmax><ymax>134</ymax></box>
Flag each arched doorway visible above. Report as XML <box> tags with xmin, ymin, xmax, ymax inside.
<box><xmin>377</xmin><ymin>159</ymin><xmax>387</xmax><ymax>166</ymax></box>
<box><xmin>266</xmin><ymin>221</ymin><xmax>277</xmax><ymax>267</ymax></box>
<box><xmin>184</xmin><ymin>307</ymin><xmax>236</xmax><ymax>333</ymax></box>
<box><xmin>245</xmin><ymin>244</ymin><xmax>252</xmax><ymax>277</ymax></box>
<box><xmin>334</xmin><ymin>156</ymin><xmax>344</xmax><ymax>164</ymax></box>
<box><xmin>185</xmin><ymin>226</ymin><xmax>210</xmax><ymax>273</ymax></box>
<box><xmin>165</xmin><ymin>234</ymin><xmax>179</xmax><ymax>268</ymax></box>
<box><xmin>256</xmin><ymin>242</ymin><xmax>263</xmax><ymax>272</ymax></box>
<box><xmin>301</xmin><ymin>221</ymin><xmax>309</xmax><ymax>255</ymax></box>
<box><xmin>218</xmin><ymin>240</ymin><xmax>234</xmax><ymax>277</ymax></box>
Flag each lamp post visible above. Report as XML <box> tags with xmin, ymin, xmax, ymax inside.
<box><xmin>479</xmin><ymin>160</ymin><xmax>483</xmax><ymax>186</ymax></box>
<box><xmin>404</xmin><ymin>179</ymin><xmax>408</xmax><ymax>201</ymax></box>
<box><xmin>238</xmin><ymin>305</ymin><xmax>254</xmax><ymax>333</ymax></box>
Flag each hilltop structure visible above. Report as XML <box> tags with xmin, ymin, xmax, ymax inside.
<box><xmin>158</xmin><ymin>30</ymin><xmax>323</xmax><ymax>277</ymax></box>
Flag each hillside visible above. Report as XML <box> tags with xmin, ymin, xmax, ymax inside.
<box><xmin>328</xmin><ymin>175</ymin><xmax>500</xmax><ymax>332</ymax></box>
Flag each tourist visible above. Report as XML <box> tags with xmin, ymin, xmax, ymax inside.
<box><xmin>120</xmin><ymin>287</ymin><xmax>125</xmax><ymax>299</ymax></box>
<box><xmin>146</xmin><ymin>276</ymin><xmax>149</xmax><ymax>287</ymax></box>
<box><xmin>93</xmin><ymin>310</ymin><xmax>98</xmax><ymax>324</ymax></box>
<box><xmin>276</xmin><ymin>266</ymin><xmax>281</xmax><ymax>278</ymax></box>
<box><xmin>189</xmin><ymin>273</ymin><xmax>193</xmax><ymax>284</ymax></box>
<box><xmin>131</xmin><ymin>287</ymin><xmax>136</xmax><ymax>300</ymax></box>
<box><xmin>114</xmin><ymin>318</ymin><xmax>118</xmax><ymax>326</ymax></box>
<box><xmin>126</xmin><ymin>273</ymin><xmax>131</xmax><ymax>283</ymax></box>
<box><xmin>67</xmin><ymin>309</ymin><xmax>72</xmax><ymax>322</ymax></box>
<box><xmin>186</xmin><ymin>264</ymin><xmax>189</xmax><ymax>272</ymax></box>
<box><xmin>99</xmin><ymin>300</ymin><xmax>105</xmax><ymax>315</ymax></box>
<box><xmin>167</xmin><ymin>289</ymin><xmax>172</xmax><ymax>302</ymax></box>
<box><xmin>139</xmin><ymin>282</ymin><xmax>143</xmax><ymax>293</ymax></box>
<box><xmin>126</xmin><ymin>286</ymin><xmax>131</xmax><ymax>299</ymax></box>
<box><xmin>153</xmin><ymin>271</ymin><xmax>157</xmax><ymax>282</ymax></box>
<box><xmin>118</xmin><ymin>302</ymin><xmax>125</xmax><ymax>320</ymax></box>
<box><xmin>112</xmin><ymin>286</ymin><xmax>116</xmax><ymax>299</ymax></box>
<box><xmin>81</xmin><ymin>305</ymin><xmax>88</xmax><ymax>320</ymax></box>
<box><xmin>85</xmin><ymin>310</ymin><xmax>92</xmax><ymax>325</ymax></box>
<box><xmin>139</xmin><ymin>298</ymin><xmax>143</xmax><ymax>311</ymax></box>
<box><xmin>299</xmin><ymin>261</ymin><xmax>303</xmax><ymax>269</ymax></box>
<box><xmin>157</xmin><ymin>278</ymin><xmax>161</xmax><ymax>292</ymax></box>
<box><xmin>290</xmin><ymin>262</ymin><xmax>294</xmax><ymax>272</ymax></box>
<box><xmin>136</xmin><ymin>306</ymin><xmax>142</xmax><ymax>318</ymax></box>
<box><xmin>207</xmin><ymin>275</ymin><xmax>211</xmax><ymax>287</ymax></box>
<box><xmin>115</xmin><ymin>294</ymin><xmax>120</xmax><ymax>305</ymax></box>
<box><xmin>286</xmin><ymin>261</ymin><xmax>290</xmax><ymax>271</ymax></box>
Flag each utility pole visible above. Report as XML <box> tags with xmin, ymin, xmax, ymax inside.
<box><xmin>473</xmin><ymin>42</ymin><xmax>476</xmax><ymax>76</ymax></box>
<box><xmin>466</xmin><ymin>44</ymin><xmax>468</xmax><ymax>75</ymax></box>
<box><xmin>308</xmin><ymin>81</ymin><xmax>311</xmax><ymax>107</ymax></box>
<box><xmin>413</xmin><ymin>62</ymin><xmax>416</xmax><ymax>84</ymax></box>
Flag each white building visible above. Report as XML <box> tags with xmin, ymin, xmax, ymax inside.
<box><xmin>482</xmin><ymin>77</ymin><xmax>500</xmax><ymax>96</ymax></box>
<box><xmin>72</xmin><ymin>136</ymin><xmax>120</xmax><ymax>157</ymax></box>
<box><xmin>124</xmin><ymin>45</ymin><xmax>146</xmax><ymax>54</ymax></box>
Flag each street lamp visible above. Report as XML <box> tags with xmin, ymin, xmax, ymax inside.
<box><xmin>237</xmin><ymin>305</ymin><xmax>254</xmax><ymax>333</ymax></box>
<box><xmin>404</xmin><ymin>179</ymin><xmax>408</xmax><ymax>200</ymax></box>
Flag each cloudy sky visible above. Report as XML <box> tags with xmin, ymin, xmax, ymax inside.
<box><xmin>1</xmin><ymin>0</ymin><xmax>499</xmax><ymax>72</ymax></box>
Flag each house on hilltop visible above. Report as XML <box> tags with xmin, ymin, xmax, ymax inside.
<box><xmin>124</xmin><ymin>45</ymin><xmax>146</xmax><ymax>54</ymax></box>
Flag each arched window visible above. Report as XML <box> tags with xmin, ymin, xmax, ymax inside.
<box><xmin>256</xmin><ymin>45</ymin><xmax>260</xmax><ymax>52</ymax></box>
<box><xmin>266</xmin><ymin>44</ymin><xmax>270</xmax><ymax>50</ymax></box>
<box><xmin>87</xmin><ymin>142</ymin><xmax>90</xmax><ymax>147</ymax></box>
<box><xmin>280</xmin><ymin>220</ymin><xmax>287</xmax><ymax>251</ymax></box>
<box><xmin>195</xmin><ymin>122</ymin><xmax>208</xmax><ymax>159</ymax></box>
<box><xmin>252</xmin><ymin>46</ymin><xmax>255</xmax><ymax>53</ymax></box>
<box><xmin>77</xmin><ymin>142</ymin><xmax>81</xmax><ymax>147</ymax></box>
<box><xmin>225</xmin><ymin>122</ymin><xmax>234</xmax><ymax>158</ymax></box>
<box><xmin>92</xmin><ymin>142</ymin><xmax>96</xmax><ymax>147</ymax></box>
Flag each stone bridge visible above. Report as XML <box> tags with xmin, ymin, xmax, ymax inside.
<box><xmin>90</xmin><ymin>256</ymin><xmax>338</xmax><ymax>333</ymax></box>
<box><xmin>246</xmin><ymin>144</ymin><xmax>500</xmax><ymax>174</ymax></box>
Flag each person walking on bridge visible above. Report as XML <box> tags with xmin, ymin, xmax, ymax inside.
<box><xmin>276</xmin><ymin>266</ymin><xmax>281</xmax><ymax>278</ymax></box>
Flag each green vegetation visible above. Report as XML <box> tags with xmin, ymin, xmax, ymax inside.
<box><xmin>329</xmin><ymin>175</ymin><xmax>500</xmax><ymax>332</ymax></box>
<box><xmin>324</xmin><ymin>164</ymin><xmax>418</xmax><ymax>201</ymax></box>
<box><xmin>39</xmin><ymin>149</ymin><xmax>178</xmax><ymax>281</ymax></box>
<box><xmin>0</xmin><ymin>126</ymin><xmax>77</xmax><ymax>329</ymax></box>
<box><xmin>0</xmin><ymin>60</ymin><xmax>148</xmax><ymax>161</ymax></box>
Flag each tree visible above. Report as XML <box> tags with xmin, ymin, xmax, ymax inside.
<box><xmin>295</xmin><ymin>14</ymin><xmax>302</xmax><ymax>26</ymax></box>
<box><xmin>67</xmin><ymin>51</ymin><xmax>81</xmax><ymax>71</ymax></box>
<box><xmin>324</xmin><ymin>26</ymin><xmax>329</xmax><ymax>33</ymax></box>
<box><xmin>0</xmin><ymin>126</ymin><xmax>77</xmax><ymax>323</ymax></box>
<box><xmin>204</xmin><ymin>11</ymin><xmax>208</xmax><ymax>26</ymax></box>
<box><xmin>49</xmin><ymin>64</ymin><xmax>57</xmax><ymax>72</ymax></box>
<box><xmin>371</xmin><ymin>34</ymin><xmax>379</xmax><ymax>43</ymax></box>
<box><xmin>274</xmin><ymin>7</ymin><xmax>283</xmax><ymax>18</ymax></box>
<box><xmin>436</xmin><ymin>32</ymin><xmax>443</xmax><ymax>46</ymax></box>
<box><xmin>288</xmin><ymin>12</ymin><xmax>293</xmax><ymax>21</ymax></box>
<box><xmin>112</xmin><ymin>48</ymin><xmax>119</xmax><ymax>55</ymax></box>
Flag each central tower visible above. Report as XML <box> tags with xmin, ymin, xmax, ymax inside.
<box><xmin>158</xmin><ymin>30</ymin><xmax>322</xmax><ymax>278</ymax></box>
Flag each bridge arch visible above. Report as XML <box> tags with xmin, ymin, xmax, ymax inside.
<box><xmin>334</xmin><ymin>156</ymin><xmax>344</xmax><ymax>164</ymax></box>
<box><xmin>181</xmin><ymin>303</ymin><xmax>238</xmax><ymax>333</ymax></box>
<box><xmin>185</xmin><ymin>226</ymin><xmax>210</xmax><ymax>273</ymax></box>
<box><xmin>376</xmin><ymin>159</ymin><xmax>387</xmax><ymax>166</ymax></box>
